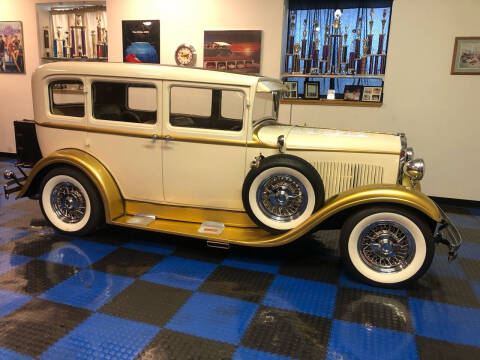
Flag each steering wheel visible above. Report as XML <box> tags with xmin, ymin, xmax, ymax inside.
<box><xmin>121</xmin><ymin>110</ymin><xmax>142</xmax><ymax>123</ymax></box>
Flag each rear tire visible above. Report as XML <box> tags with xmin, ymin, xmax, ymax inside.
<box><xmin>340</xmin><ymin>205</ymin><xmax>434</xmax><ymax>287</ymax></box>
<box><xmin>39</xmin><ymin>166</ymin><xmax>104</xmax><ymax>236</ymax></box>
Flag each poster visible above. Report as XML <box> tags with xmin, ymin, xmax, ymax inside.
<box><xmin>0</xmin><ymin>21</ymin><xmax>25</xmax><ymax>73</ymax></box>
<box><xmin>122</xmin><ymin>20</ymin><xmax>160</xmax><ymax>64</ymax></box>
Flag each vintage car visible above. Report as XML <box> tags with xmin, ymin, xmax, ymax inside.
<box><xmin>3</xmin><ymin>62</ymin><xmax>461</xmax><ymax>287</ymax></box>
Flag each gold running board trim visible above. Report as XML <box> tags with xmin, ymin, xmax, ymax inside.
<box><xmin>17</xmin><ymin>149</ymin><xmax>124</xmax><ymax>221</ymax></box>
<box><xmin>113</xmin><ymin>184</ymin><xmax>441</xmax><ymax>247</ymax></box>
<box><xmin>125</xmin><ymin>200</ymin><xmax>256</xmax><ymax>228</ymax></box>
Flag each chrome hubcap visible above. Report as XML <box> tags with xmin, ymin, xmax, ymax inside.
<box><xmin>256</xmin><ymin>174</ymin><xmax>307</xmax><ymax>222</ymax></box>
<box><xmin>50</xmin><ymin>182</ymin><xmax>86</xmax><ymax>224</ymax></box>
<box><xmin>358</xmin><ymin>221</ymin><xmax>415</xmax><ymax>273</ymax></box>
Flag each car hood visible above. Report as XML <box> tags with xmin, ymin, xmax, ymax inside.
<box><xmin>255</xmin><ymin>124</ymin><xmax>401</xmax><ymax>154</ymax></box>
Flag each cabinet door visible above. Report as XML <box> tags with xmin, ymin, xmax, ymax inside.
<box><xmin>162</xmin><ymin>82</ymin><xmax>249</xmax><ymax>210</ymax></box>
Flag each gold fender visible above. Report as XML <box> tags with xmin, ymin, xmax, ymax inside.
<box><xmin>17</xmin><ymin>149</ymin><xmax>124</xmax><ymax>221</ymax></box>
<box><xmin>253</xmin><ymin>184</ymin><xmax>442</xmax><ymax>247</ymax></box>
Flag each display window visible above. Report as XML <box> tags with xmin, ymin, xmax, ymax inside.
<box><xmin>49</xmin><ymin>80</ymin><xmax>85</xmax><ymax>117</ymax></box>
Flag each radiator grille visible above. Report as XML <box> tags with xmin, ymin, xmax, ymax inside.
<box><xmin>311</xmin><ymin>162</ymin><xmax>384</xmax><ymax>199</ymax></box>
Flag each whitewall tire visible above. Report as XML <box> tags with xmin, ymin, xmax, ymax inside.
<box><xmin>242</xmin><ymin>154</ymin><xmax>324</xmax><ymax>233</ymax></box>
<box><xmin>340</xmin><ymin>206</ymin><xmax>434</xmax><ymax>287</ymax></box>
<box><xmin>39</xmin><ymin>167</ymin><xmax>104</xmax><ymax>236</ymax></box>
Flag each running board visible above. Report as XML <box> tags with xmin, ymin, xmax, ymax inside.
<box><xmin>111</xmin><ymin>215</ymin><xmax>273</xmax><ymax>246</ymax></box>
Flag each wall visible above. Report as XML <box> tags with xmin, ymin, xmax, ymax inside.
<box><xmin>0</xmin><ymin>0</ymin><xmax>479</xmax><ymax>200</ymax></box>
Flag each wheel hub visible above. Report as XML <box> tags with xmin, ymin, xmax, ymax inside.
<box><xmin>257</xmin><ymin>174</ymin><xmax>308</xmax><ymax>222</ymax></box>
<box><xmin>50</xmin><ymin>182</ymin><xmax>86</xmax><ymax>224</ymax></box>
<box><xmin>358</xmin><ymin>221</ymin><xmax>416</xmax><ymax>273</ymax></box>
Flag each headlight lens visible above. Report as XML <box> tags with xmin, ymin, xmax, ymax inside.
<box><xmin>403</xmin><ymin>158</ymin><xmax>425</xmax><ymax>181</ymax></box>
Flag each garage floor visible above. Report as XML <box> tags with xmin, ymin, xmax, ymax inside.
<box><xmin>0</xmin><ymin>157</ymin><xmax>479</xmax><ymax>360</ymax></box>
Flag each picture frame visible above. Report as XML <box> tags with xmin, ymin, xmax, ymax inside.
<box><xmin>204</xmin><ymin>30</ymin><xmax>262</xmax><ymax>74</ymax></box>
<box><xmin>0</xmin><ymin>21</ymin><xmax>25</xmax><ymax>74</ymax></box>
<box><xmin>283</xmin><ymin>81</ymin><xmax>298</xmax><ymax>99</ymax></box>
<box><xmin>451</xmin><ymin>37</ymin><xmax>480</xmax><ymax>75</ymax></box>
<box><xmin>122</xmin><ymin>20</ymin><xmax>160</xmax><ymax>64</ymax></box>
<box><xmin>362</xmin><ymin>86</ymin><xmax>382</xmax><ymax>102</ymax></box>
<box><xmin>304</xmin><ymin>81</ymin><xmax>319</xmax><ymax>99</ymax></box>
<box><xmin>343</xmin><ymin>85</ymin><xmax>363</xmax><ymax>101</ymax></box>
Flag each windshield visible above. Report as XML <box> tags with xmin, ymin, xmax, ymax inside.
<box><xmin>252</xmin><ymin>91</ymin><xmax>279</xmax><ymax>126</ymax></box>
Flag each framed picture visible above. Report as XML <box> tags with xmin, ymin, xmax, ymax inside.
<box><xmin>304</xmin><ymin>81</ymin><xmax>319</xmax><ymax>99</ymax></box>
<box><xmin>122</xmin><ymin>20</ymin><xmax>160</xmax><ymax>63</ymax></box>
<box><xmin>362</xmin><ymin>86</ymin><xmax>382</xmax><ymax>102</ymax></box>
<box><xmin>0</xmin><ymin>21</ymin><xmax>25</xmax><ymax>73</ymax></box>
<box><xmin>451</xmin><ymin>37</ymin><xmax>480</xmax><ymax>75</ymax></box>
<box><xmin>283</xmin><ymin>81</ymin><xmax>298</xmax><ymax>99</ymax></box>
<box><xmin>343</xmin><ymin>85</ymin><xmax>363</xmax><ymax>101</ymax></box>
<box><xmin>204</xmin><ymin>30</ymin><xmax>261</xmax><ymax>74</ymax></box>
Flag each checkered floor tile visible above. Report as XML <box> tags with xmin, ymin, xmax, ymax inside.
<box><xmin>0</xmin><ymin>158</ymin><xmax>480</xmax><ymax>359</ymax></box>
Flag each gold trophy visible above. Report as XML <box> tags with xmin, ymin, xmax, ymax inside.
<box><xmin>301</xmin><ymin>18</ymin><xmax>307</xmax><ymax>58</ymax></box>
<box><xmin>288</xmin><ymin>13</ymin><xmax>296</xmax><ymax>54</ymax></box>
<box><xmin>333</xmin><ymin>9</ymin><xmax>342</xmax><ymax>35</ymax></box>
<box><xmin>311</xmin><ymin>20</ymin><xmax>320</xmax><ymax>74</ymax></box>
<box><xmin>292</xmin><ymin>43</ymin><xmax>301</xmax><ymax>73</ymax></box>
<box><xmin>369</xmin><ymin>8</ymin><xmax>374</xmax><ymax>35</ymax></box>
<box><xmin>381</xmin><ymin>9</ymin><xmax>387</xmax><ymax>33</ymax></box>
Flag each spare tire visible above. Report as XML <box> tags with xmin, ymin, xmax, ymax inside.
<box><xmin>242</xmin><ymin>154</ymin><xmax>325</xmax><ymax>234</ymax></box>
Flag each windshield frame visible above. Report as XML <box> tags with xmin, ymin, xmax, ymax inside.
<box><xmin>252</xmin><ymin>90</ymin><xmax>280</xmax><ymax>127</ymax></box>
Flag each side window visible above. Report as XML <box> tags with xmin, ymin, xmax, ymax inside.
<box><xmin>49</xmin><ymin>80</ymin><xmax>85</xmax><ymax>117</ymax></box>
<box><xmin>92</xmin><ymin>81</ymin><xmax>157</xmax><ymax>124</ymax></box>
<box><xmin>170</xmin><ymin>86</ymin><xmax>244</xmax><ymax>131</ymax></box>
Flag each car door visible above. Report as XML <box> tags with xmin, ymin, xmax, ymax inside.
<box><xmin>85</xmin><ymin>77</ymin><xmax>164</xmax><ymax>203</ymax></box>
<box><xmin>162</xmin><ymin>81</ymin><xmax>249</xmax><ymax>211</ymax></box>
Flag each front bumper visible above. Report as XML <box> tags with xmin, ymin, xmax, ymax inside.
<box><xmin>433</xmin><ymin>204</ymin><xmax>462</xmax><ymax>262</ymax></box>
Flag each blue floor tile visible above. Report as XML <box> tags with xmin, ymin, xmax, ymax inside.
<box><xmin>0</xmin><ymin>227</ymin><xmax>32</xmax><ymax>246</ymax></box>
<box><xmin>327</xmin><ymin>320</ymin><xmax>418</xmax><ymax>360</ymax></box>
<box><xmin>262</xmin><ymin>275</ymin><xmax>337</xmax><ymax>318</ymax></box>
<box><xmin>222</xmin><ymin>256</ymin><xmax>280</xmax><ymax>274</ymax></box>
<box><xmin>338</xmin><ymin>271</ymin><xmax>407</xmax><ymax>296</ymax></box>
<box><xmin>0</xmin><ymin>347</ymin><xmax>33</xmax><ymax>360</ymax></box>
<box><xmin>458</xmin><ymin>242</ymin><xmax>480</xmax><ymax>260</ymax></box>
<box><xmin>39</xmin><ymin>269</ymin><xmax>134</xmax><ymax>311</ymax></box>
<box><xmin>427</xmin><ymin>254</ymin><xmax>466</xmax><ymax>279</ymax></box>
<box><xmin>233</xmin><ymin>347</ymin><xmax>294</xmax><ymax>360</ymax></box>
<box><xmin>0</xmin><ymin>289</ymin><xmax>32</xmax><ymax>317</ymax></box>
<box><xmin>0</xmin><ymin>251</ymin><xmax>31</xmax><ymax>275</ymax></box>
<box><xmin>166</xmin><ymin>292</ymin><xmax>258</xmax><ymax>345</ymax></box>
<box><xmin>0</xmin><ymin>208</ymin><xmax>28</xmax><ymax>225</ymax></box>
<box><xmin>409</xmin><ymin>298</ymin><xmax>480</xmax><ymax>347</ymax></box>
<box><xmin>39</xmin><ymin>313</ymin><xmax>160</xmax><ymax>360</ymax></box>
<box><xmin>448</xmin><ymin>214</ymin><xmax>480</xmax><ymax>230</ymax></box>
<box><xmin>469</xmin><ymin>207</ymin><xmax>480</xmax><ymax>218</ymax></box>
<box><xmin>39</xmin><ymin>239</ymin><xmax>117</xmax><ymax>268</ymax></box>
<box><xmin>122</xmin><ymin>240</ymin><xmax>175</xmax><ymax>255</ymax></box>
<box><xmin>141</xmin><ymin>256</ymin><xmax>218</xmax><ymax>290</ymax></box>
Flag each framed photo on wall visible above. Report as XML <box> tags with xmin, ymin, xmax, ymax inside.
<box><xmin>304</xmin><ymin>81</ymin><xmax>319</xmax><ymax>99</ymax></box>
<box><xmin>204</xmin><ymin>30</ymin><xmax>261</xmax><ymax>74</ymax></box>
<box><xmin>362</xmin><ymin>86</ymin><xmax>382</xmax><ymax>102</ymax></box>
<box><xmin>343</xmin><ymin>85</ymin><xmax>363</xmax><ymax>101</ymax></box>
<box><xmin>451</xmin><ymin>37</ymin><xmax>480</xmax><ymax>75</ymax></box>
<box><xmin>283</xmin><ymin>81</ymin><xmax>298</xmax><ymax>99</ymax></box>
<box><xmin>0</xmin><ymin>21</ymin><xmax>25</xmax><ymax>73</ymax></box>
<box><xmin>122</xmin><ymin>20</ymin><xmax>160</xmax><ymax>64</ymax></box>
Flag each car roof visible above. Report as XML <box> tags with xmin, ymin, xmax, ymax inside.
<box><xmin>34</xmin><ymin>62</ymin><xmax>281</xmax><ymax>88</ymax></box>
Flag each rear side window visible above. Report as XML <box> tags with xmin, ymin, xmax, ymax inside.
<box><xmin>92</xmin><ymin>82</ymin><xmax>157</xmax><ymax>124</ymax></box>
<box><xmin>49</xmin><ymin>80</ymin><xmax>85</xmax><ymax>117</ymax></box>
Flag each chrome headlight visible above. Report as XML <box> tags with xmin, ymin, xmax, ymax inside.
<box><xmin>403</xmin><ymin>158</ymin><xmax>425</xmax><ymax>181</ymax></box>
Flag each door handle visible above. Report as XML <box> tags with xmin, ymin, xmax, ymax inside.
<box><xmin>152</xmin><ymin>134</ymin><xmax>160</xmax><ymax>142</ymax></box>
<box><xmin>163</xmin><ymin>135</ymin><xmax>172</xmax><ymax>141</ymax></box>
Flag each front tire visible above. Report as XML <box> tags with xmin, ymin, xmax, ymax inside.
<box><xmin>340</xmin><ymin>206</ymin><xmax>434</xmax><ymax>287</ymax></box>
<box><xmin>40</xmin><ymin>167</ymin><xmax>104</xmax><ymax>236</ymax></box>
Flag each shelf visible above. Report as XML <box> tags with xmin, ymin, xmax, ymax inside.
<box><xmin>41</xmin><ymin>57</ymin><xmax>108</xmax><ymax>62</ymax></box>
<box><xmin>280</xmin><ymin>99</ymin><xmax>383</xmax><ymax>107</ymax></box>
<box><xmin>281</xmin><ymin>73</ymin><xmax>385</xmax><ymax>80</ymax></box>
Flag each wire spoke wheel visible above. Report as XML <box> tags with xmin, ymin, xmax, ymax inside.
<box><xmin>50</xmin><ymin>181</ymin><xmax>87</xmax><ymax>224</ymax></box>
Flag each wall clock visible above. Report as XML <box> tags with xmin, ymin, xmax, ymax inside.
<box><xmin>175</xmin><ymin>44</ymin><xmax>197</xmax><ymax>66</ymax></box>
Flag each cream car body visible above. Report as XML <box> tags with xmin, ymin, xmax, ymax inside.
<box><xmin>2</xmin><ymin>62</ymin><xmax>461</xmax><ymax>287</ymax></box>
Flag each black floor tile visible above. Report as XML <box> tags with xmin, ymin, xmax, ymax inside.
<box><xmin>0</xmin><ymin>259</ymin><xmax>77</xmax><ymax>296</ymax></box>
<box><xmin>137</xmin><ymin>329</ymin><xmax>236</xmax><ymax>360</ymax></box>
<box><xmin>0</xmin><ymin>298</ymin><xmax>92</xmax><ymax>357</ymax></box>
<box><xmin>334</xmin><ymin>287</ymin><xmax>413</xmax><ymax>333</ymax></box>
<box><xmin>458</xmin><ymin>258</ymin><xmax>480</xmax><ymax>281</ymax></box>
<box><xmin>278</xmin><ymin>254</ymin><xmax>341</xmax><ymax>284</ymax></box>
<box><xmin>241</xmin><ymin>306</ymin><xmax>331</xmax><ymax>360</ymax></box>
<box><xmin>173</xmin><ymin>243</ymin><xmax>228</xmax><ymax>264</ymax></box>
<box><xmin>407</xmin><ymin>273</ymin><xmax>480</xmax><ymax>309</ymax></box>
<box><xmin>89</xmin><ymin>247</ymin><xmax>164</xmax><ymax>278</ymax></box>
<box><xmin>199</xmin><ymin>265</ymin><xmax>274</xmax><ymax>303</ymax></box>
<box><xmin>416</xmin><ymin>335</ymin><xmax>480</xmax><ymax>360</ymax></box>
<box><xmin>100</xmin><ymin>280</ymin><xmax>193</xmax><ymax>327</ymax></box>
<box><xmin>459</xmin><ymin>228</ymin><xmax>480</xmax><ymax>243</ymax></box>
<box><xmin>438</xmin><ymin>204</ymin><xmax>473</xmax><ymax>216</ymax></box>
<box><xmin>0</xmin><ymin>232</ymin><xmax>71</xmax><ymax>257</ymax></box>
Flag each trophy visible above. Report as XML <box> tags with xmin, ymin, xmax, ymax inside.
<box><xmin>354</xmin><ymin>17</ymin><xmax>362</xmax><ymax>58</ymax></box>
<box><xmin>292</xmin><ymin>43</ymin><xmax>301</xmax><ymax>73</ymax></box>
<box><xmin>54</xmin><ymin>26</ymin><xmax>62</xmax><ymax>58</ymax></box>
<box><xmin>311</xmin><ymin>20</ymin><xmax>320</xmax><ymax>74</ymax></box>
<box><xmin>321</xmin><ymin>24</ymin><xmax>329</xmax><ymax>74</ymax></box>
<box><xmin>333</xmin><ymin>9</ymin><xmax>341</xmax><ymax>35</ymax></box>
<box><xmin>341</xmin><ymin>25</ymin><xmax>349</xmax><ymax>73</ymax></box>
<box><xmin>64</xmin><ymin>31</ymin><xmax>71</xmax><ymax>58</ymax></box>
<box><xmin>91</xmin><ymin>31</ymin><xmax>96</xmax><ymax>58</ymax></box>
<box><xmin>367</xmin><ymin>8</ymin><xmax>374</xmax><ymax>55</ymax></box>
<box><xmin>301</xmin><ymin>18</ymin><xmax>307</xmax><ymax>58</ymax></box>
<box><xmin>287</xmin><ymin>13</ymin><xmax>296</xmax><ymax>54</ymax></box>
<box><xmin>361</xmin><ymin>38</ymin><xmax>369</xmax><ymax>74</ymax></box>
